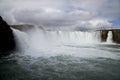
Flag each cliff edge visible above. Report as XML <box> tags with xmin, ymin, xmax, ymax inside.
<box><xmin>100</xmin><ymin>29</ymin><xmax>120</xmax><ymax>43</ymax></box>
<box><xmin>0</xmin><ymin>16</ymin><xmax>16</xmax><ymax>55</ymax></box>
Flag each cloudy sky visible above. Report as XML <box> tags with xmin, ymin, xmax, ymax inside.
<box><xmin>0</xmin><ymin>0</ymin><xmax>120</xmax><ymax>30</ymax></box>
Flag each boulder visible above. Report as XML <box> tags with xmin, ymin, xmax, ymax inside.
<box><xmin>0</xmin><ymin>16</ymin><xmax>16</xmax><ymax>55</ymax></box>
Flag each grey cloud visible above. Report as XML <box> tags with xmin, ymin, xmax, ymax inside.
<box><xmin>0</xmin><ymin>0</ymin><xmax>120</xmax><ymax>29</ymax></box>
<box><xmin>13</xmin><ymin>9</ymin><xmax>95</xmax><ymax>27</ymax></box>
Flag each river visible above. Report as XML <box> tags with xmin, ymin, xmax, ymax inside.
<box><xmin>0</xmin><ymin>27</ymin><xmax>120</xmax><ymax>80</ymax></box>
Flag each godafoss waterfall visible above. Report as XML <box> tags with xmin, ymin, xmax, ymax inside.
<box><xmin>0</xmin><ymin>24</ymin><xmax>120</xmax><ymax>80</ymax></box>
<box><xmin>1</xmin><ymin>0</ymin><xmax>120</xmax><ymax>79</ymax></box>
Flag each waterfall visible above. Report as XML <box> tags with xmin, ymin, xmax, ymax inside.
<box><xmin>12</xmin><ymin>27</ymin><xmax>101</xmax><ymax>52</ymax></box>
<box><xmin>12</xmin><ymin>28</ymin><xmax>30</xmax><ymax>51</ymax></box>
<box><xmin>106</xmin><ymin>31</ymin><xmax>113</xmax><ymax>43</ymax></box>
<box><xmin>27</xmin><ymin>27</ymin><xmax>101</xmax><ymax>49</ymax></box>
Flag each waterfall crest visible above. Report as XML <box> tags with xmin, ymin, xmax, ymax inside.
<box><xmin>12</xmin><ymin>27</ymin><xmax>101</xmax><ymax>52</ymax></box>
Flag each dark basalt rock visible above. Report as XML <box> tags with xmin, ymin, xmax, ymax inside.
<box><xmin>0</xmin><ymin>16</ymin><xmax>16</xmax><ymax>55</ymax></box>
<box><xmin>100</xmin><ymin>30</ymin><xmax>120</xmax><ymax>43</ymax></box>
<box><xmin>100</xmin><ymin>30</ymin><xmax>108</xmax><ymax>42</ymax></box>
<box><xmin>112</xmin><ymin>30</ymin><xmax>120</xmax><ymax>43</ymax></box>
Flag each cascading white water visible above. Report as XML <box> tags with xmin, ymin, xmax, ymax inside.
<box><xmin>13</xmin><ymin>27</ymin><xmax>101</xmax><ymax>50</ymax></box>
<box><xmin>12</xmin><ymin>28</ymin><xmax>31</xmax><ymax>52</ymax></box>
<box><xmin>12</xmin><ymin>27</ymin><xmax>119</xmax><ymax>59</ymax></box>
<box><xmin>106</xmin><ymin>31</ymin><xmax>113</xmax><ymax>43</ymax></box>
<box><xmin>27</xmin><ymin>27</ymin><xmax>101</xmax><ymax>49</ymax></box>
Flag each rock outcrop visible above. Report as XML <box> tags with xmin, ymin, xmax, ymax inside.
<box><xmin>112</xmin><ymin>30</ymin><xmax>120</xmax><ymax>43</ymax></box>
<box><xmin>100</xmin><ymin>30</ymin><xmax>108</xmax><ymax>42</ymax></box>
<box><xmin>100</xmin><ymin>30</ymin><xmax>120</xmax><ymax>43</ymax></box>
<box><xmin>0</xmin><ymin>16</ymin><xmax>16</xmax><ymax>55</ymax></box>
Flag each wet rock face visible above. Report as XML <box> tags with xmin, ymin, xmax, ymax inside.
<box><xmin>100</xmin><ymin>30</ymin><xmax>108</xmax><ymax>42</ymax></box>
<box><xmin>0</xmin><ymin>16</ymin><xmax>16</xmax><ymax>54</ymax></box>
<box><xmin>112</xmin><ymin>30</ymin><xmax>120</xmax><ymax>43</ymax></box>
<box><xmin>101</xmin><ymin>30</ymin><xmax>120</xmax><ymax>43</ymax></box>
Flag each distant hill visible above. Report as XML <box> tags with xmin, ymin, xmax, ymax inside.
<box><xmin>10</xmin><ymin>24</ymin><xmax>120</xmax><ymax>31</ymax></box>
<box><xmin>10</xmin><ymin>24</ymin><xmax>34</xmax><ymax>31</ymax></box>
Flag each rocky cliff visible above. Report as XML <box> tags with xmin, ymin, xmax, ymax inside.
<box><xmin>100</xmin><ymin>29</ymin><xmax>120</xmax><ymax>43</ymax></box>
<box><xmin>0</xmin><ymin>16</ymin><xmax>16</xmax><ymax>55</ymax></box>
<box><xmin>100</xmin><ymin>30</ymin><xmax>108</xmax><ymax>42</ymax></box>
